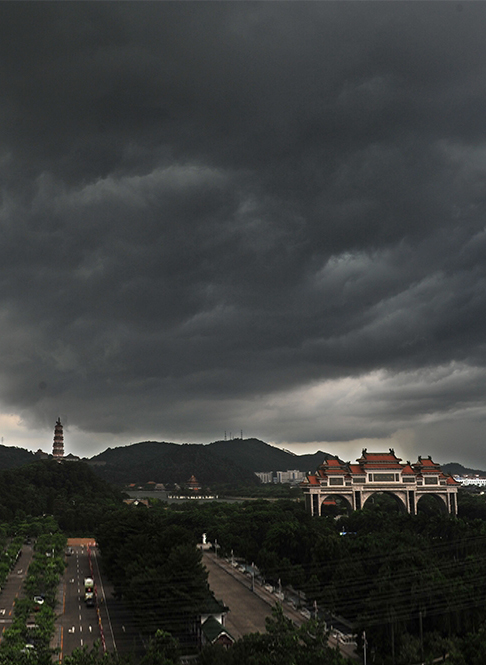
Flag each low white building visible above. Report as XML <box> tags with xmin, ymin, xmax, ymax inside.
<box><xmin>457</xmin><ymin>477</ymin><xmax>486</xmax><ymax>486</ymax></box>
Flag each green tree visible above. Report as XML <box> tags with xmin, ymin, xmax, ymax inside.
<box><xmin>140</xmin><ymin>630</ymin><xmax>181</xmax><ymax>665</ymax></box>
<box><xmin>200</xmin><ymin>605</ymin><xmax>352</xmax><ymax>665</ymax></box>
<box><xmin>63</xmin><ymin>643</ymin><xmax>131</xmax><ymax>664</ymax></box>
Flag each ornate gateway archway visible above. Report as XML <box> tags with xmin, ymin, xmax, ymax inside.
<box><xmin>302</xmin><ymin>449</ymin><xmax>459</xmax><ymax>516</ymax></box>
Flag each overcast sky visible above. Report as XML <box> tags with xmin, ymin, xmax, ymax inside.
<box><xmin>2</xmin><ymin>2</ymin><xmax>486</xmax><ymax>467</ymax></box>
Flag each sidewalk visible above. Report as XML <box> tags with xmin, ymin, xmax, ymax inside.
<box><xmin>204</xmin><ymin>552</ymin><xmax>360</xmax><ymax>662</ymax></box>
<box><xmin>0</xmin><ymin>544</ymin><xmax>34</xmax><ymax>642</ymax></box>
<box><xmin>51</xmin><ymin>569</ymin><xmax>65</xmax><ymax>660</ymax></box>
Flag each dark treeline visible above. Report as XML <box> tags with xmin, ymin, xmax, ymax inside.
<box><xmin>95</xmin><ymin>503</ymin><xmax>351</xmax><ymax>665</ymax></box>
<box><xmin>3</xmin><ymin>460</ymin><xmax>486</xmax><ymax>663</ymax></box>
<box><xmin>0</xmin><ymin>460</ymin><xmax>124</xmax><ymax>533</ymax></box>
<box><xmin>96</xmin><ymin>507</ymin><xmax>212</xmax><ymax>647</ymax></box>
<box><xmin>94</xmin><ymin>491</ymin><xmax>486</xmax><ymax>665</ymax></box>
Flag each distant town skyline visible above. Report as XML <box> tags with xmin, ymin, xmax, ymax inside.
<box><xmin>2</xmin><ymin>3</ymin><xmax>486</xmax><ymax>469</ymax></box>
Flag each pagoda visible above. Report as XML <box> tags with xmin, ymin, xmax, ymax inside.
<box><xmin>187</xmin><ymin>475</ymin><xmax>201</xmax><ymax>492</ymax></box>
<box><xmin>52</xmin><ymin>418</ymin><xmax>64</xmax><ymax>459</ymax></box>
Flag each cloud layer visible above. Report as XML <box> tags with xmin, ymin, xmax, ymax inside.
<box><xmin>1</xmin><ymin>3</ymin><xmax>486</xmax><ymax>464</ymax></box>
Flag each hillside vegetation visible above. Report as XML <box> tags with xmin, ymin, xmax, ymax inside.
<box><xmin>0</xmin><ymin>460</ymin><xmax>123</xmax><ymax>533</ymax></box>
<box><xmin>0</xmin><ymin>438</ymin><xmax>482</xmax><ymax>489</ymax></box>
<box><xmin>89</xmin><ymin>438</ymin><xmax>336</xmax><ymax>486</ymax></box>
<box><xmin>0</xmin><ymin>443</ymin><xmax>37</xmax><ymax>470</ymax></box>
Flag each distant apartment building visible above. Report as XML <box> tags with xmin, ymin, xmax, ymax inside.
<box><xmin>276</xmin><ymin>470</ymin><xmax>306</xmax><ymax>484</ymax></box>
<box><xmin>255</xmin><ymin>470</ymin><xmax>306</xmax><ymax>484</ymax></box>
<box><xmin>457</xmin><ymin>476</ymin><xmax>486</xmax><ymax>486</ymax></box>
<box><xmin>255</xmin><ymin>471</ymin><xmax>273</xmax><ymax>483</ymax></box>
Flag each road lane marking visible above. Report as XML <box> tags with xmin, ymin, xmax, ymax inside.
<box><xmin>92</xmin><ymin>549</ymin><xmax>116</xmax><ymax>651</ymax></box>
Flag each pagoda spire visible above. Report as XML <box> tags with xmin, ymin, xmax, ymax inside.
<box><xmin>52</xmin><ymin>418</ymin><xmax>64</xmax><ymax>459</ymax></box>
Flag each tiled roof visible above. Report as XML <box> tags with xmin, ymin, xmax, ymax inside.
<box><xmin>357</xmin><ymin>449</ymin><xmax>403</xmax><ymax>466</ymax></box>
<box><xmin>363</xmin><ymin>453</ymin><xmax>397</xmax><ymax>460</ymax></box>
<box><xmin>446</xmin><ymin>476</ymin><xmax>460</xmax><ymax>485</ymax></box>
<box><xmin>418</xmin><ymin>458</ymin><xmax>438</xmax><ymax>466</ymax></box>
<box><xmin>364</xmin><ymin>462</ymin><xmax>403</xmax><ymax>469</ymax></box>
<box><xmin>306</xmin><ymin>451</ymin><xmax>454</xmax><ymax>485</ymax></box>
<box><xmin>202</xmin><ymin>616</ymin><xmax>234</xmax><ymax>644</ymax></box>
<box><xmin>200</xmin><ymin>593</ymin><xmax>227</xmax><ymax>616</ymax></box>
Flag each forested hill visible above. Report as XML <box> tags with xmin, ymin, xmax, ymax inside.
<box><xmin>0</xmin><ymin>460</ymin><xmax>123</xmax><ymax>530</ymax></box>
<box><xmin>88</xmin><ymin>440</ymin><xmax>261</xmax><ymax>486</ymax></box>
<box><xmin>442</xmin><ymin>462</ymin><xmax>486</xmax><ymax>477</ymax></box>
<box><xmin>0</xmin><ymin>438</ymin><xmax>335</xmax><ymax>487</ymax></box>
<box><xmin>0</xmin><ymin>437</ymin><xmax>480</xmax><ymax>488</ymax></box>
<box><xmin>87</xmin><ymin>438</ymin><xmax>338</xmax><ymax>486</ymax></box>
<box><xmin>0</xmin><ymin>443</ymin><xmax>36</xmax><ymax>470</ymax></box>
<box><xmin>206</xmin><ymin>438</ymin><xmax>336</xmax><ymax>473</ymax></box>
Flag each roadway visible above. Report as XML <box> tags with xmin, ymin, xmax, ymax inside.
<box><xmin>0</xmin><ymin>544</ymin><xmax>34</xmax><ymax>642</ymax></box>
<box><xmin>55</xmin><ymin>544</ymin><xmax>359</xmax><ymax>661</ymax></box>
<box><xmin>54</xmin><ymin>542</ymin><xmax>146</xmax><ymax>662</ymax></box>
<box><xmin>203</xmin><ymin>551</ymin><xmax>360</xmax><ymax>662</ymax></box>
<box><xmin>56</xmin><ymin>544</ymin><xmax>101</xmax><ymax>657</ymax></box>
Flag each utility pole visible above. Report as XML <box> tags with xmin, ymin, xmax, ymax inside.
<box><xmin>419</xmin><ymin>610</ymin><xmax>424</xmax><ymax>663</ymax></box>
<box><xmin>363</xmin><ymin>630</ymin><xmax>367</xmax><ymax>665</ymax></box>
<box><xmin>251</xmin><ymin>562</ymin><xmax>255</xmax><ymax>592</ymax></box>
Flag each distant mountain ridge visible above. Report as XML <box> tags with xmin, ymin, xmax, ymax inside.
<box><xmin>0</xmin><ymin>438</ymin><xmax>479</xmax><ymax>487</ymax></box>
<box><xmin>441</xmin><ymin>462</ymin><xmax>486</xmax><ymax>477</ymax></box>
<box><xmin>88</xmin><ymin>438</ymin><xmax>337</xmax><ymax>486</ymax></box>
<box><xmin>0</xmin><ymin>444</ymin><xmax>37</xmax><ymax>469</ymax></box>
<box><xmin>206</xmin><ymin>439</ymin><xmax>335</xmax><ymax>474</ymax></box>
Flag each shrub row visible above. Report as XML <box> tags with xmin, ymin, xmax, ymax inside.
<box><xmin>0</xmin><ymin>531</ymin><xmax>66</xmax><ymax>664</ymax></box>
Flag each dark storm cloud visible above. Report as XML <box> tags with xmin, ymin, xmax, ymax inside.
<box><xmin>1</xmin><ymin>2</ymin><xmax>486</xmax><ymax>459</ymax></box>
